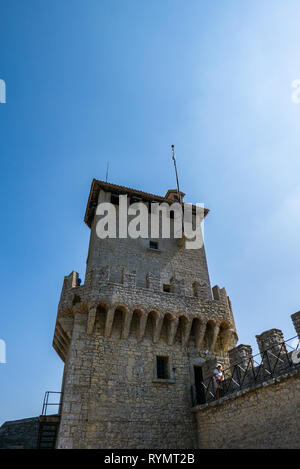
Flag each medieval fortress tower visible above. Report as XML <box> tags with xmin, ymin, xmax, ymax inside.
<box><xmin>52</xmin><ymin>178</ymin><xmax>300</xmax><ymax>449</ymax></box>
<box><xmin>54</xmin><ymin>179</ymin><xmax>238</xmax><ymax>448</ymax></box>
<box><xmin>1</xmin><ymin>178</ymin><xmax>299</xmax><ymax>449</ymax></box>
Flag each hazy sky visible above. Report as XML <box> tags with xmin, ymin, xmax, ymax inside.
<box><xmin>1</xmin><ymin>0</ymin><xmax>300</xmax><ymax>424</ymax></box>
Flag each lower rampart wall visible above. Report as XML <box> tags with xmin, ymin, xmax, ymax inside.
<box><xmin>193</xmin><ymin>369</ymin><xmax>300</xmax><ymax>449</ymax></box>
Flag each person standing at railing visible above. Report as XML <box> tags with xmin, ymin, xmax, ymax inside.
<box><xmin>213</xmin><ymin>364</ymin><xmax>224</xmax><ymax>399</ymax></box>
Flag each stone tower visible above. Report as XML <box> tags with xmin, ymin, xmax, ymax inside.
<box><xmin>53</xmin><ymin>179</ymin><xmax>238</xmax><ymax>449</ymax></box>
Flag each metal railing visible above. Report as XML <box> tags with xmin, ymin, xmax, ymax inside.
<box><xmin>41</xmin><ymin>391</ymin><xmax>63</xmax><ymax>416</ymax></box>
<box><xmin>191</xmin><ymin>335</ymin><xmax>300</xmax><ymax>406</ymax></box>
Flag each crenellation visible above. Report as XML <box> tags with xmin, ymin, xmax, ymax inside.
<box><xmin>122</xmin><ymin>269</ymin><xmax>137</xmax><ymax>287</ymax></box>
<box><xmin>291</xmin><ymin>311</ymin><xmax>300</xmax><ymax>339</ymax></box>
<box><xmin>228</xmin><ymin>344</ymin><xmax>253</xmax><ymax>368</ymax></box>
<box><xmin>256</xmin><ymin>328</ymin><xmax>287</xmax><ymax>357</ymax></box>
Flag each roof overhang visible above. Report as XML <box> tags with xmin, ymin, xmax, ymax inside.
<box><xmin>84</xmin><ymin>179</ymin><xmax>209</xmax><ymax>228</ymax></box>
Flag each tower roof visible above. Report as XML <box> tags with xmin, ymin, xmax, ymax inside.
<box><xmin>84</xmin><ymin>178</ymin><xmax>209</xmax><ymax>228</ymax></box>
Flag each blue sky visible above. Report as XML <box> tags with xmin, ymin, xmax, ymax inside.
<box><xmin>1</xmin><ymin>0</ymin><xmax>300</xmax><ymax>424</ymax></box>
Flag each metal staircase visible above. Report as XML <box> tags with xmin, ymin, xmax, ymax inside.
<box><xmin>37</xmin><ymin>392</ymin><xmax>62</xmax><ymax>449</ymax></box>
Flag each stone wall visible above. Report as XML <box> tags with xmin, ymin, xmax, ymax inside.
<box><xmin>0</xmin><ymin>417</ymin><xmax>39</xmax><ymax>449</ymax></box>
<box><xmin>57</xmin><ymin>312</ymin><xmax>205</xmax><ymax>449</ymax></box>
<box><xmin>193</xmin><ymin>369</ymin><xmax>300</xmax><ymax>449</ymax></box>
<box><xmin>85</xmin><ymin>189</ymin><xmax>211</xmax><ymax>298</ymax></box>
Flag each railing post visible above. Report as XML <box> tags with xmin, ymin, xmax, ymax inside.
<box><xmin>265</xmin><ymin>350</ymin><xmax>273</xmax><ymax>378</ymax></box>
<box><xmin>45</xmin><ymin>392</ymin><xmax>49</xmax><ymax>416</ymax></box>
<box><xmin>41</xmin><ymin>391</ymin><xmax>63</xmax><ymax>416</ymax></box>
<box><xmin>42</xmin><ymin>392</ymin><xmax>47</xmax><ymax>416</ymax></box>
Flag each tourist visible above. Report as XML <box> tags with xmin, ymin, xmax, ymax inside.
<box><xmin>213</xmin><ymin>363</ymin><xmax>224</xmax><ymax>399</ymax></box>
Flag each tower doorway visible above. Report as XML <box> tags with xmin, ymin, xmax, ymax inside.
<box><xmin>194</xmin><ymin>366</ymin><xmax>206</xmax><ymax>405</ymax></box>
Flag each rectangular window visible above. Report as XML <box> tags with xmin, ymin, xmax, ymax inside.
<box><xmin>163</xmin><ymin>284</ymin><xmax>171</xmax><ymax>293</ymax></box>
<box><xmin>149</xmin><ymin>241</ymin><xmax>159</xmax><ymax>250</ymax></box>
<box><xmin>156</xmin><ymin>356</ymin><xmax>169</xmax><ymax>379</ymax></box>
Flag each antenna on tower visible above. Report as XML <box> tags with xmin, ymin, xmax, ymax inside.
<box><xmin>171</xmin><ymin>145</ymin><xmax>185</xmax><ymax>245</ymax></box>
<box><xmin>171</xmin><ymin>145</ymin><xmax>182</xmax><ymax>205</ymax></box>
<box><xmin>106</xmin><ymin>162</ymin><xmax>109</xmax><ymax>182</ymax></box>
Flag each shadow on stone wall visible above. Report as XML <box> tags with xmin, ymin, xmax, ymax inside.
<box><xmin>0</xmin><ymin>417</ymin><xmax>39</xmax><ymax>449</ymax></box>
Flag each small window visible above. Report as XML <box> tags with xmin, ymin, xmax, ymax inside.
<box><xmin>156</xmin><ymin>356</ymin><xmax>169</xmax><ymax>379</ymax></box>
<box><xmin>173</xmin><ymin>194</ymin><xmax>180</xmax><ymax>202</ymax></box>
<box><xmin>149</xmin><ymin>241</ymin><xmax>159</xmax><ymax>250</ymax></box>
<box><xmin>111</xmin><ymin>194</ymin><xmax>119</xmax><ymax>205</ymax></box>
<box><xmin>163</xmin><ymin>284</ymin><xmax>171</xmax><ymax>293</ymax></box>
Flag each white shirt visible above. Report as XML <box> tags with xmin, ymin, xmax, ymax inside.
<box><xmin>213</xmin><ymin>368</ymin><xmax>223</xmax><ymax>381</ymax></box>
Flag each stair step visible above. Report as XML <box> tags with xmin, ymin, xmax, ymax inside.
<box><xmin>37</xmin><ymin>415</ymin><xmax>61</xmax><ymax>449</ymax></box>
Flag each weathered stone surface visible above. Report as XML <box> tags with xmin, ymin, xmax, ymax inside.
<box><xmin>0</xmin><ymin>417</ymin><xmax>39</xmax><ymax>449</ymax></box>
<box><xmin>193</xmin><ymin>370</ymin><xmax>300</xmax><ymax>449</ymax></box>
<box><xmin>291</xmin><ymin>311</ymin><xmax>300</xmax><ymax>340</ymax></box>
<box><xmin>229</xmin><ymin>344</ymin><xmax>253</xmax><ymax>368</ymax></box>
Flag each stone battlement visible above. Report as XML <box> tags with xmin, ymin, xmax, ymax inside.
<box><xmin>58</xmin><ymin>270</ymin><xmax>233</xmax><ymax>320</ymax></box>
<box><xmin>193</xmin><ymin>368</ymin><xmax>300</xmax><ymax>448</ymax></box>
<box><xmin>54</xmin><ymin>270</ymin><xmax>237</xmax><ymax>363</ymax></box>
<box><xmin>229</xmin><ymin>310</ymin><xmax>300</xmax><ymax>368</ymax></box>
<box><xmin>192</xmin><ymin>311</ymin><xmax>300</xmax><ymax>448</ymax></box>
